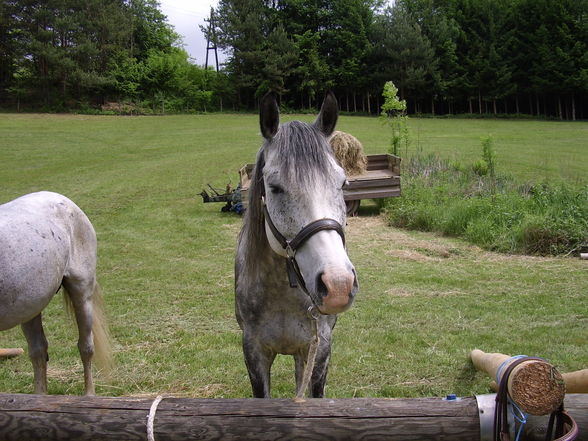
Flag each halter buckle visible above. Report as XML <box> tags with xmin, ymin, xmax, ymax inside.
<box><xmin>307</xmin><ymin>305</ymin><xmax>321</xmax><ymax>321</ymax></box>
<box><xmin>286</xmin><ymin>243</ymin><xmax>296</xmax><ymax>258</ymax></box>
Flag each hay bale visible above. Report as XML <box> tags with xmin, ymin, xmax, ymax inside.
<box><xmin>329</xmin><ymin>131</ymin><xmax>368</xmax><ymax>176</ymax></box>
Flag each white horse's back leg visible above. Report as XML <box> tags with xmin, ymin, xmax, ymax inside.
<box><xmin>21</xmin><ymin>314</ymin><xmax>48</xmax><ymax>394</ymax></box>
<box><xmin>63</xmin><ymin>278</ymin><xmax>96</xmax><ymax>395</ymax></box>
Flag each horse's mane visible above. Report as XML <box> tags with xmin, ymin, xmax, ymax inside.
<box><xmin>238</xmin><ymin>120</ymin><xmax>335</xmax><ymax>272</ymax></box>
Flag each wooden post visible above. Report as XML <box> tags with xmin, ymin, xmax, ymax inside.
<box><xmin>488</xmin><ymin>368</ymin><xmax>588</xmax><ymax>394</ymax></box>
<box><xmin>0</xmin><ymin>348</ymin><xmax>24</xmax><ymax>358</ymax></box>
<box><xmin>562</xmin><ymin>368</ymin><xmax>588</xmax><ymax>393</ymax></box>
<box><xmin>0</xmin><ymin>393</ymin><xmax>480</xmax><ymax>441</ymax></box>
<box><xmin>470</xmin><ymin>349</ymin><xmax>565</xmax><ymax>415</ymax></box>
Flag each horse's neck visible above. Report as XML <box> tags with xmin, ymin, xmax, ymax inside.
<box><xmin>240</xmin><ymin>220</ymin><xmax>286</xmax><ymax>278</ymax></box>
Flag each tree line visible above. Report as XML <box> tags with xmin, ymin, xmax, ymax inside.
<box><xmin>0</xmin><ymin>0</ymin><xmax>222</xmax><ymax>113</ymax></box>
<box><xmin>213</xmin><ymin>0</ymin><xmax>588</xmax><ymax>119</ymax></box>
<box><xmin>2</xmin><ymin>0</ymin><xmax>587</xmax><ymax>119</ymax></box>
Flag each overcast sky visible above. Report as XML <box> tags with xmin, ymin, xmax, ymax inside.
<box><xmin>158</xmin><ymin>0</ymin><xmax>225</xmax><ymax>66</ymax></box>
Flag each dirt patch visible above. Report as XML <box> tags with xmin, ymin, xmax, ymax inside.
<box><xmin>346</xmin><ymin>215</ymin><xmax>466</xmax><ymax>262</ymax></box>
<box><xmin>346</xmin><ymin>213</ymin><xmax>568</xmax><ymax>271</ymax></box>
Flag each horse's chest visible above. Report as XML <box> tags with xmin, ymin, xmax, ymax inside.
<box><xmin>259</xmin><ymin>312</ymin><xmax>314</xmax><ymax>354</ymax></box>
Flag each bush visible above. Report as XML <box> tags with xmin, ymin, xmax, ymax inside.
<box><xmin>384</xmin><ymin>154</ymin><xmax>587</xmax><ymax>256</ymax></box>
<box><xmin>472</xmin><ymin>159</ymin><xmax>489</xmax><ymax>176</ymax></box>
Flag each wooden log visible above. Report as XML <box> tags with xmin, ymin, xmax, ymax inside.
<box><xmin>0</xmin><ymin>393</ymin><xmax>480</xmax><ymax>441</ymax></box>
<box><xmin>489</xmin><ymin>368</ymin><xmax>588</xmax><ymax>394</ymax></box>
<box><xmin>0</xmin><ymin>393</ymin><xmax>586</xmax><ymax>441</ymax></box>
<box><xmin>563</xmin><ymin>368</ymin><xmax>588</xmax><ymax>393</ymax></box>
<box><xmin>470</xmin><ymin>349</ymin><xmax>565</xmax><ymax>415</ymax></box>
<box><xmin>0</xmin><ymin>349</ymin><xmax>23</xmax><ymax>359</ymax></box>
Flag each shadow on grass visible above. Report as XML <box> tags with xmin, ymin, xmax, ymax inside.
<box><xmin>352</xmin><ymin>199</ymin><xmax>382</xmax><ymax>217</ymax></box>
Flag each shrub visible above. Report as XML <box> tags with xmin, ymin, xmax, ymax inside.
<box><xmin>481</xmin><ymin>136</ymin><xmax>496</xmax><ymax>179</ymax></box>
<box><xmin>384</xmin><ymin>153</ymin><xmax>587</xmax><ymax>256</ymax></box>
<box><xmin>441</xmin><ymin>197</ymin><xmax>492</xmax><ymax>236</ymax></box>
<box><xmin>472</xmin><ymin>159</ymin><xmax>489</xmax><ymax>176</ymax></box>
<box><xmin>380</xmin><ymin>81</ymin><xmax>409</xmax><ymax>156</ymax></box>
<box><xmin>464</xmin><ymin>216</ymin><xmax>500</xmax><ymax>249</ymax></box>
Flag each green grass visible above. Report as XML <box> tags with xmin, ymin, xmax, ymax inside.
<box><xmin>0</xmin><ymin>114</ymin><xmax>586</xmax><ymax>398</ymax></box>
<box><xmin>343</xmin><ymin>117</ymin><xmax>588</xmax><ymax>184</ymax></box>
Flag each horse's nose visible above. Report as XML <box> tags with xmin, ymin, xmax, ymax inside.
<box><xmin>317</xmin><ymin>265</ymin><xmax>357</xmax><ymax>314</ymax></box>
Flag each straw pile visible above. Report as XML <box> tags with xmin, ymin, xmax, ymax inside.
<box><xmin>329</xmin><ymin>131</ymin><xmax>367</xmax><ymax>176</ymax></box>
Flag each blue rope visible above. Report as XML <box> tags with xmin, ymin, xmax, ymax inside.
<box><xmin>495</xmin><ymin>354</ymin><xmax>528</xmax><ymax>384</ymax></box>
<box><xmin>510</xmin><ymin>400</ymin><xmax>528</xmax><ymax>441</ymax></box>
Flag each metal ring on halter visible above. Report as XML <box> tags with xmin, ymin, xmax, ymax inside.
<box><xmin>286</xmin><ymin>243</ymin><xmax>296</xmax><ymax>258</ymax></box>
<box><xmin>307</xmin><ymin>305</ymin><xmax>321</xmax><ymax>321</ymax></box>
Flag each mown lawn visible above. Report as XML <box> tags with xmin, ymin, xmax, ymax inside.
<box><xmin>0</xmin><ymin>113</ymin><xmax>586</xmax><ymax>398</ymax></box>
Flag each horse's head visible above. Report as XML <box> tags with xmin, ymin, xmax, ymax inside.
<box><xmin>258</xmin><ymin>92</ymin><xmax>358</xmax><ymax>315</ymax></box>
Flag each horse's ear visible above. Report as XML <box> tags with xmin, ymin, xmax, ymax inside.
<box><xmin>314</xmin><ymin>91</ymin><xmax>338</xmax><ymax>137</ymax></box>
<box><xmin>260</xmin><ymin>92</ymin><xmax>280</xmax><ymax>139</ymax></box>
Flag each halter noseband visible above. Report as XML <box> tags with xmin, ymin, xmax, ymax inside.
<box><xmin>261</xmin><ymin>197</ymin><xmax>346</xmax><ymax>302</ymax></box>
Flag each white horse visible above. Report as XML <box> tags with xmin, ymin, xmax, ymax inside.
<box><xmin>0</xmin><ymin>191</ymin><xmax>111</xmax><ymax>395</ymax></box>
<box><xmin>235</xmin><ymin>92</ymin><xmax>359</xmax><ymax>398</ymax></box>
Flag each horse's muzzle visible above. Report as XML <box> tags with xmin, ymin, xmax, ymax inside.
<box><xmin>317</xmin><ymin>265</ymin><xmax>358</xmax><ymax>315</ymax></box>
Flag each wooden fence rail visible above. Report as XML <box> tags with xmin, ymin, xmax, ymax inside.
<box><xmin>0</xmin><ymin>393</ymin><xmax>585</xmax><ymax>441</ymax></box>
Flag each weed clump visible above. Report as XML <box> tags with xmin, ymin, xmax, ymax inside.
<box><xmin>383</xmin><ymin>143</ymin><xmax>587</xmax><ymax>256</ymax></box>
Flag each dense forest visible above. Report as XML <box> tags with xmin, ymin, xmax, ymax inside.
<box><xmin>1</xmin><ymin>0</ymin><xmax>587</xmax><ymax>118</ymax></box>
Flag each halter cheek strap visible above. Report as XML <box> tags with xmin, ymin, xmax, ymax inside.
<box><xmin>261</xmin><ymin>199</ymin><xmax>346</xmax><ymax>300</ymax></box>
<box><xmin>263</xmin><ymin>203</ymin><xmax>345</xmax><ymax>253</ymax></box>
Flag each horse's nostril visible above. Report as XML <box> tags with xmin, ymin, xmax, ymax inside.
<box><xmin>351</xmin><ymin>269</ymin><xmax>359</xmax><ymax>296</ymax></box>
<box><xmin>316</xmin><ymin>273</ymin><xmax>328</xmax><ymax>298</ymax></box>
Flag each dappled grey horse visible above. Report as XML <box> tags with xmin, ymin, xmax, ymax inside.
<box><xmin>235</xmin><ymin>92</ymin><xmax>359</xmax><ymax>398</ymax></box>
<box><xmin>0</xmin><ymin>191</ymin><xmax>111</xmax><ymax>395</ymax></box>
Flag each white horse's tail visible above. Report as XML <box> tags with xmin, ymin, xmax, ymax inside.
<box><xmin>63</xmin><ymin>282</ymin><xmax>113</xmax><ymax>375</ymax></box>
<box><xmin>89</xmin><ymin>282</ymin><xmax>113</xmax><ymax>374</ymax></box>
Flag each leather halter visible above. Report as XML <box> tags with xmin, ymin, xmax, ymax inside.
<box><xmin>261</xmin><ymin>197</ymin><xmax>346</xmax><ymax>304</ymax></box>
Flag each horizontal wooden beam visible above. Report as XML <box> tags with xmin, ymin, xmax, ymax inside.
<box><xmin>0</xmin><ymin>393</ymin><xmax>585</xmax><ymax>441</ymax></box>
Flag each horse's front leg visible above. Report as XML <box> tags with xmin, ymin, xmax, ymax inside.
<box><xmin>21</xmin><ymin>314</ymin><xmax>48</xmax><ymax>394</ymax></box>
<box><xmin>242</xmin><ymin>332</ymin><xmax>275</xmax><ymax>398</ymax></box>
<box><xmin>294</xmin><ymin>336</ymin><xmax>332</xmax><ymax>398</ymax></box>
<box><xmin>310</xmin><ymin>341</ymin><xmax>332</xmax><ymax>398</ymax></box>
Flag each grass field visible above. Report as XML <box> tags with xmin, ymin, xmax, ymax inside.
<box><xmin>0</xmin><ymin>113</ymin><xmax>586</xmax><ymax>398</ymax></box>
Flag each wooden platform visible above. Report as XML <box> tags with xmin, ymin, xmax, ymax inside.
<box><xmin>344</xmin><ymin>154</ymin><xmax>401</xmax><ymax>201</ymax></box>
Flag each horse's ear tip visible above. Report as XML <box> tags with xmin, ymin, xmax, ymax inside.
<box><xmin>260</xmin><ymin>92</ymin><xmax>274</xmax><ymax>105</ymax></box>
<box><xmin>323</xmin><ymin>91</ymin><xmax>338</xmax><ymax>110</ymax></box>
<box><xmin>260</xmin><ymin>92</ymin><xmax>280</xmax><ymax>139</ymax></box>
<box><xmin>326</xmin><ymin>90</ymin><xmax>337</xmax><ymax>101</ymax></box>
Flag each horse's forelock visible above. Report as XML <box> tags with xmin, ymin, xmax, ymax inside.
<box><xmin>271</xmin><ymin>121</ymin><xmax>334</xmax><ymax>188</ymax></box>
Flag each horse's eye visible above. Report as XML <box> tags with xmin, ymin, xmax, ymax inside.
<box><xmin>269</xmin><ymin>185</ymin><xmax>284</xmax><ymax>194</ymax></box>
